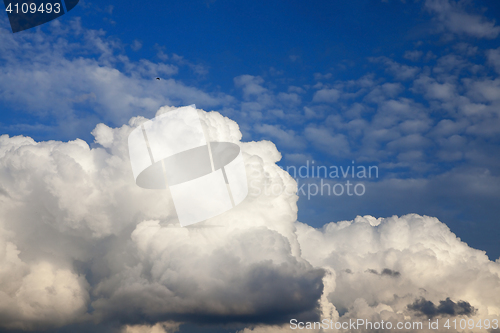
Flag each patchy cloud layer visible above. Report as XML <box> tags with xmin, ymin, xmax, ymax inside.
<box><xmin>0</xmin><ymin>17</ymin><xmax>233</xmax><ymax>141</ymax></box>
<box><xmin>424</xmin><ymin>0</ymin><xmax>500</xmax><ymax>39</ymax></box>
<box><xmin>0</xmin><ymin>107</ymin><xmax>498</xmax><ymax>332</ymax></box>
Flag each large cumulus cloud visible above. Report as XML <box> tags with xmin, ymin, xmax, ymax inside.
<box><xmin>0</xmin><ymin>107</ymin><xmax>323</xmax><ymax>330</ymax></box>
<box><xmin>295</xmin><ymin>214</ymin><xmax>500</xmax><ymax>331</ymax></box>
<box><xmin>0</xmin><ymin>107</ymin><xmax>498</xmax><ymax>332</ymax></box>
<box><xmin>243</xmin><ymin>214</ymin><xmax>500</xmax><ymax>333</ymax></box>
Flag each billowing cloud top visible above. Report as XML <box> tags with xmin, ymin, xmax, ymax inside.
<box><xmin>0</xmin><ymin>107</ymin><xmax>498</xmax><ymax>332</ymax></box>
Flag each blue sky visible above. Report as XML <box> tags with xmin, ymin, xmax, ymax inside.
<box><xmin>1</xmin><ymin>1</ymin><xmax>500</xmax><ymax>331</ymax></box>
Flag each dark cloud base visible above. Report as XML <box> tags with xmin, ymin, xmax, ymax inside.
<box><xmin>408</xmin><ymin>297</ymin><xmax>476</xmax><ymax>319</ymax></box>
<box><xmin>366</xmin><ymin>268</ymin><xmax>401</xmax><ymax>277</ymax></box>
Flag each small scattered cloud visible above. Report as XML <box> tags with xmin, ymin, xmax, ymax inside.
<box><xmin>404</xmin><ymin>50</ymin><xmax>423</xmax><ymax>62</ymax></box>
<box><xmin>314</xmin><ymin>72</ymin><xmax>333</xmax><ymax>81</ymax></box>
<box><xmin>254</xmin><ymin>123</ymin><xmax>306</xmax><ymax>149</ymax></box>
<box><xmin>412</xmin><ymin>75</ymin><xmax>456</xmax><ymax>101</ymax></box>
<box><xmin>304</xmin><ymin>126</ymin><xmax>350</xmax><ymax>156</ymax></box>
<box><xmin>130</xmin><ymin>40</ymin><xmax>142</xmax><ymax>51</ymax></box>
<box><xmin>288</xmin><ymin>86</ymin><xmax>306</xmax><ymax>94</ymax></box>
<box><xmin>487</xmin><ymin>47</ymin><xmax>500</xmax><ymax>74</ymax></box>
<box><xmin>312</xmin><ymin>88</ymin><xmax>341</xmax><ymax>103</ymax></box>
<box><xmin>424</xmin><ymin>0</ymin><xmax>500</xmax><ymax>39</ymax></box>
<box><xmin>369</xmin><ymin>56</ymin><xmax>420</xmax><ymax>80</ymax></box>
<box><xmin>269</xmin><ymin>67</ymin><xmax>284</xmax><ymax>76</ymax></box>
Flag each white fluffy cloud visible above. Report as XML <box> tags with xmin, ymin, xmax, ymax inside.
<box><xmin>297</xmin><ymin>214</ymin><xmax>500</xmax><ymax>314</ymax></box>
<box><xmin>0</xmin><ymin>226</ymin><xmax>88</xmax><ymax>330</ymax></box>
<box><xmin>0</xmin><ymin>107</ymin><xmax>322</xmax><ymax>330</ymax></box>
<box><xmin>242</xmin><ymin>214</ymin><xmax>500</xmax><ymax>333</ymax></box>
<box><xmin>0</xmin><ymin>106</ymin><xmax>498</xmax><ymax>332</ymax></box>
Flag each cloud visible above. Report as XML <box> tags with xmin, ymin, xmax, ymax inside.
<box><xmin>424</xmin><ymin>0</ymin><xmax>500</xmax><ymax>39</ymax></box>
<box><xmin>366</xmin><ymin>268</ymin><xmax>401</xmax><ymax>277</ymax></box>
<box><xmin>466</xmin><ymin>78</ymin><xmax>500</xmax><ymax>103</ymax></box>
<box><xmin>408</xmin><ymin>297</ymin><xmax>476</xmax><ymax>319</ymax></box>
<box><xmin>239</xmin><ymin>213</ymin><xmax>500</xmax><ymax>332</ymax></box>
<box><xmin>131</xmin><ymin>40</ymin><xmax>143</xmax><ymax>51</ymax></box>
<box><xmin>314</xmin><ymin>73</ymin><xmax>333</xmax><ymax>81</ymax></box>
<box><xmin>363</xmin><ymin>83</ymin><xmax>404</xmax><ymax>104</ymax></box>
<box><xmin>0</xmin><ymin>107</ymin><xmax>499</xmax><ymax>333</ymax></box>
<box><xmin>487</xmin><ymin>47</ymin><xmax>500</xmax><ymax>74</ymax></box>
<box><xmin>234</xmin><ymin>75</ymin><xmax>269</xmax><ymax>100</ymax></box>
<box><xmin>233</xmin><ymin>75</ymin><xmax>280</xmax><ymax>120</ymax></box>
<box><xmin>304</xmin><ymin>126</ymin><xmax>350</xmax><ymax>157</ymax></box>
<box><xmin>288</xmin><ymin>86</ymin><xmax>306</xmax><ymax>94</ymax></box>
<box><xmin>231</xmin><ymin>75</ymin><xmax>305</xmax><ymax>123</ymax></box>
<box><xmin>277</xmin><ymin>92</ymin><xmax>301</xmax><ymax>107</ymax></box>
<box><xmin>412</xmin><ymin>75</ymin><xmax>456</xmax><ymax>101</ymax></box>
<box><xmin>92</xmin><ymin>221</ymin><xmax>324</xmax><ymax>325</ymax></box>
<box><xmin>0</xmin><ymin>19</ymin><xmax>233</xmax><ymax>140</ymax></box>
<box><xmin>254</xmin><ymin>124</ymin><xmax>306</xmax><ymax>149</ymax></box>
<box><xmin>312</xmin><ymin>89</ymin><xmax>341</xmax><ymax>104</ymax></box>
<box><xmin>295</xmin><ymin>214</ymin><xmax>500</xmax><ymax>330</ymax></box>
<box><xmin>170</xmin><ymin>54</ymin><xmax>209</xmax><ymax>76</ymax></box>
<box><xmin>122</xmin><ymin>322</ymin><xmax>180</xmax><ymax>333</ymax></box>
<box><xmin>1</xmin><ymin>4</ymin><xmax>500</xmax><ymax>330</ymax></box>
<box><xmin>0</xmin><ymin>107</ymin><xmax>325</xmax><ymax>331</ymax></box>
<box><xmin>369</xmin><ymin>57</ymin><xmax>420</xmax><ymax>81</ymax></box>
<box><xmin>404</xmin><ymin>50</ymin><xmax>423</xmax><ymax>62</ymax></box>
<box><xmin>0</xmin><ymin>231</ymin><xmax>89</xmax><ymax>330</ymax></box>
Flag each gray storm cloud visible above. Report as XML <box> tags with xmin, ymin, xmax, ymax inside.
<box><xmin>0</xmin><ymin>107</ymin><xmax>498</xmax><ymax>332</ymax></box>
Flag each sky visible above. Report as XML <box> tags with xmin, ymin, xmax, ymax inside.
<box><xmin>0</xmin><ymin>0</ymin><xmax>500</xmax><ymax>332</ymax></box>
